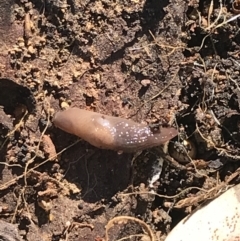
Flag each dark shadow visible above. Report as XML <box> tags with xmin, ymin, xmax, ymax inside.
<box><xmin>52</xmin><ymin>128</ymin><xmax>133</xmax><ymax>203</ymax></box>
<box><xmin>0</xmin><ymin>78</ymin><xmax>35</xmax><ymax>115</ymax></box>
<box><xmin>138</xmin><ymin>85</ymin><xmax>150</xmax><ymax>98</ymax></box>
<box><xmin>141</xmin><ymin>0</ymin><xmax>169</xmax><ymax>33</ymax></box>
<box><xmin>221</xmin><ymin>114</ymin><xmax>240</xmax><ymax>146</ymax></box>
<box><xmin>34</xmin><ymin>202</ymin><xmax>50</xmax><ymax>226</ymax></box>
<box><xmin>0</xmin><ymin>78</ymin><xmax>35</xmax><ymax>175</ymax></box>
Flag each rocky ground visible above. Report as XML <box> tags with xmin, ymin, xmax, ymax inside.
<box><xmin>0</xmin><ymin>0</ymin><xmax>240</xmax><ymax>240</ymax></box>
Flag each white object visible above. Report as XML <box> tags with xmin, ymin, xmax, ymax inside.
<box><xmin>165</xmin><ymin>184</ymin><xmax>240</xmax><ymax>241</ymax></box>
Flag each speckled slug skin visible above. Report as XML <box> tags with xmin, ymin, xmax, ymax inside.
<box><xmin>53</xmin><ymin>107</ymin><xmax>178</xmax><ymax>153</ymax></box>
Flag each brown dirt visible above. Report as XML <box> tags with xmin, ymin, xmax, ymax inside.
<box><xmin>1</xmin><ymin>0</ymin><xmax>240</xmax><ymax>240</ymax></box>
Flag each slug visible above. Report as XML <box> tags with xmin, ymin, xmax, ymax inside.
<box><xmin>53</xmin><ymin>107</ymin><xmax>178</xmax><ymax>153</ymax></box>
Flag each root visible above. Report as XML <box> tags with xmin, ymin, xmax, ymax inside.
<box><xmin>105</xmin><ymin>216</ymin><xmax>156</xmax><ymax>241</ymax></box>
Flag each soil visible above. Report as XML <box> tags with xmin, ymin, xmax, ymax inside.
<box><xmin>0</xmin><ymin>0</ymin><xmax>240</xmax><ymax>240</ymax></box>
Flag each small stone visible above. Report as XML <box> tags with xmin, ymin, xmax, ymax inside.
<box><xmin>141</xmin><ymin>79</ymin><xmax>151</xmax><ymax>87</ymax></box>
<box><xmin>61</xmin><ymin>101</ymin><xmax>69</xmax><ymax>109</ymax></box>
<box><xmin>56</xmin><ymin>72</ymin><xmax>62</xmax><ymax>78</ymax></box>
<box><xmin>28</xmin><ymin>45</ymin><xmax>35</xmax><ymax>54</ymax></box>
<box><xmin>18</xmin><ymin>42</ymin><xmax>25</xmax><ymax>47</ymax></box>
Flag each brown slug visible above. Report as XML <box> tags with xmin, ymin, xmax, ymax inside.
<box><xmin>53</xmin><ymin>107</ymin><xmax>178</xmax><ymax>153</ymax></box>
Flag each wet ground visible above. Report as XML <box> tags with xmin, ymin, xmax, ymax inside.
<box><xmin>1</xmin><ymin>0</ymin><xmax>240</xmax><ymax>240</ymax></box>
